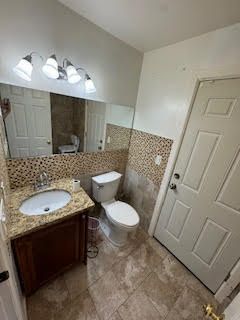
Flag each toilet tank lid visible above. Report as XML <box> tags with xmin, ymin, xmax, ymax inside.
<box><xmin>92</xmin><ymin>171</ymin><xmax>122</xmax><ymax>184</ymax></box>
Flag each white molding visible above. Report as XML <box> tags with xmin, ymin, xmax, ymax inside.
<box><xmin>215</xmin><ymin>259</ymin><xmax>240</xmax><ymax>303</ymax></box>
<box><xmin>224</xmin><ymin>292</ymin><xmax>240</xmax><ymax>320</ymax></box>
<box><xmin>84</xmin><ymin>100</ymin><xmax>88</xmax><ymax>152</ymax></box>
<box><xmin>148</xmin><ymin>64</ymin><xmax>240</xmax><ymax>299</ymax></box>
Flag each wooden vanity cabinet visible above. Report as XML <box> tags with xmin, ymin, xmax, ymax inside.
<box><xmin>12</xmin><ymin>212</ymin><xmax>88</xmax><ymax>296</ymax></box>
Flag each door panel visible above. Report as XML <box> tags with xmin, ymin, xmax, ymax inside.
<box><xmin>86</xmin><ymin>100</ymin><xmax>106</xmax><ymax>152</ymax></box>
<box><xmin>0</xmin><ymin>84</ymin><xmax>52</xmax><ymax>157</ymax></box>
<box><xmin>204</xmin><ymin>98</ymin><xmax>236</xmax><ymax>117</ymax></box>
<box><xmin>155</xmin><ymin>78</ymin><xmax>240</xmax><ymax>292</ymax></box>
<box><xmin>192</xmin><ymin>218</ymin><xmax>229</xmax><ymax>265</ymax></box>
<box><xmin>182</xmin><ymin>131</ymin><xmax>220</xmax><ymax>191</ymax></box>
<box><xmin>216</xmin><ymin>148</ymin><xmax>240</xmax><ymax>212</ymax></box>
<box><xmin>166</xmin><ymin>200</ymin><xmax>191</xmax><ymax>240</ymax></box>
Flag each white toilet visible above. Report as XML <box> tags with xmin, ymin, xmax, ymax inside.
<box><xmin>58</xmin><ymin>135</ymin><xmax>80</xmax><ymax>154</ymax></box>
<box><xmin>92</xmin><ymin>171</ymin><xmax>140</xmax><ymax>247</ymax></box>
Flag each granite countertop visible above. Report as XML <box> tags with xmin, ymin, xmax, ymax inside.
<box><xmin>6</xmin><ymin>178</ymin><xmax>95</xmax><ymax>240</ymax></box>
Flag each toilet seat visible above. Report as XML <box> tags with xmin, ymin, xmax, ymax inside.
<box><xmin>105</xmin><ymin>201</ymin><xmax>139</xmax><ymax>229</ymax></box>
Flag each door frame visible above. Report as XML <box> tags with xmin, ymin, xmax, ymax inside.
<box><xmin>224</xmin><ymin>291</ymin><xmax>240</xmax><ymax>320</ymax></box>
<box><xmin>0</xmin><ymin>238</ymin><xmax>27</xmax><ymax>320</ymax></box>
<box><xmin>149</xmin><ymin>64</ymin><xmax>240</xmax><ymax>300</ymax></box>
<box><xmin>84</xmin><ymin>100</ymin><xmax>88</xmax><ymax>152</ymax></box>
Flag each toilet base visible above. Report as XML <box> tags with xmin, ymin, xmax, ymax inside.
<box><xmin>99</xmin><ymin>211</ymin><xmax>130</xmax><ymax>247</ymax></box>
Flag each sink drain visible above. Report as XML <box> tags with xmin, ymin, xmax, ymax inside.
<box><xmin>44</xmin><ymin>207</ymin><xmax>50</xmax><ymax>212</ymax></box>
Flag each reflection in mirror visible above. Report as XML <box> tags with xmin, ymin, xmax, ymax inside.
<box><xmin>0</xmin><ymin>83</ymin><xmax>134</xmax><ymax>158</ymax></box>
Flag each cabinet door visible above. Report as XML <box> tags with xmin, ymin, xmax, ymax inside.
<box><xmin>13</xmin><ymin>215</ymin><xmax>83</xmax><ymax>295</ymax></box>
<box><xmin>79</xmin><ymin>213</ymin><xmax>88</xmax><ymax>263</ymax></box>
<box><xmin>31</xmin><ymin>216</ymin><xmax>80</xmax><ymax>287</ymax></box>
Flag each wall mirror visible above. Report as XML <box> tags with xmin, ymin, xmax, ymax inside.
<box><xmin>0</xmin><ymin>83</ymin><xmax>134</xmax><ymax>158</ymax></box>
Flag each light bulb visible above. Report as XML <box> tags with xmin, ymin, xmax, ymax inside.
<box><xmin>13</xmin><ymin>55</ymin><xmax>33</xmax><ymax>81</ymax></box>
<box><xmin>66</xmin><ymin>64</ymin><xmax>81</xmax><ymax>84</ymax></box>
<box><xmin>85</xmin><ymin>75</ymin><xmax>96</xmax><ymax>93</ymax></box>
<box><xmin>42</xmin><ymin>54</ymin><xmax>59</xmax><ymax>79</ymax></box>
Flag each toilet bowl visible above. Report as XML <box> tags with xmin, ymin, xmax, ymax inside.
<box><xmin>92</xmin><ymin>171</ymin><xmax>140</xmax><ymax>246</ymax></box>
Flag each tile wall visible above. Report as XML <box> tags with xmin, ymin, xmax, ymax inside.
<box><xmin>7</xmin><ymin>149</ymin><xmax>128</xmax><ymax>190</ymax></box>
<box><xmin>123</xmin><ymin>129</ymin><xmax>173</xmax><ymax>230</ymax></box>
<box><xmin>105</xmin><ymin>124</ymin><xmax>132</xmax><ymax>151</ymax></box>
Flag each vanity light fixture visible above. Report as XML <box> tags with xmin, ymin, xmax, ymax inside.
<box><xmin>13</xmin><ymin>53</ymin><xmax>96</xmax><ymax>93</ymax></box>
<box><xmin>42</xmin><ymin>54</ymin><xmax>59</xmax><ymax>79</ymax></box>
<box><xmin>13</xmin><ymin>54</ymin><xmax>33</xmax><ymax>82</ymax></box>
<box><xmin>65</xmin><ymin>59</ymin><xmax>81</xmax><ymax>84</ymax></box>
<box><xmin>85</xmin><ymin>74</ymin><xmax>96</xmax><ymax>93</ymax></box>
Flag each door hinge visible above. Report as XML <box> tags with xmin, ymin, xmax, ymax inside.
<box><xmin>224</xmin><ymin>272</ymin><xmax>231</xmax><ymax>282</ymax></box>
<box><xmin>0</xmin><ymin>270</ymin><xmax>9</xmax><ymax>283</ymax></box>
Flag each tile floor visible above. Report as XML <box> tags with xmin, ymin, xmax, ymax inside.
<box><xmin>27</xmin><ymin>228</ymin><xmax>218</xmax><ymax>320</ymax></box>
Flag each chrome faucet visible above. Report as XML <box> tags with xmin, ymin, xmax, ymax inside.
<box><xmin>34</xmin><ymin>171</ymin><xmax>50</xmax><ymax>190</ymax></box>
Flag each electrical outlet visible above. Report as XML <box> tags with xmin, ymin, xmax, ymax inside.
<box><xmin>155</xmin><ymin>154</ymin><xmax>162</xmax><ymax>166</ymax></box>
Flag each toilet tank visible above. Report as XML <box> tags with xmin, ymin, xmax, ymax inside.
<box><xmin>92</xmin><ymin>171</ymin><xmax>122</xmax><ymax>202</ymax></box>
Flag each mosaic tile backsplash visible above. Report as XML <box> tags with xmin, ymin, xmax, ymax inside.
<box><xmin>105</xmin><ymin>124</ymin><xmax>132</xmax><ymax>151</ymax></box>
<box><xmin>6</xmin><ymin>125</ymin><xmax>173</xmax><ymax>232</ymax></box>
<box><xmin>7</xmin><ymin>149</ymin><xmax>128</xmax><ymax>189</ymax></box>
<box><xmin>123</xmin><ymin>129</ymin><xmax>173</xmax><ymax>230</ymax></box>
<box><xmin>127</xmin><ymin>129</ymin><xmax>173</xmax><ymax>186</ymax></box>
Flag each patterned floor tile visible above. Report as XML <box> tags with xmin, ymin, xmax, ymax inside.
<box><xmin>153</xmin><ymin>253</ymin><xmax>190</xmax><ymax>289</ymax></box>
<box><xmin>108</xmin><ymin>312</ymin><xmax>123</xmax><ymax>320</ymax></box>
<box><xmin>112</xmin><ymin>241</ymin><xmax>162</xmax><ymax>294</ymax></box>
<box><xmin>139</xmin><ymin>272</ymin><xmax>181</xmax><ymax>318</ymax></box>
<box><xmin>166</xmin><ymin>287</ymin><xmax>208</xmax><ymax>320</ymax></box>
<box><xmin>55</xmin><ymin>290</ymin><xmax>99</xmax><ymax>320</ymax></box>
<box><xmin>27</xmin><ymin>276</ymin><xmax>70</xmax><ymax>320</ymax></box>
<box><xmin>27</xmin><ymin>235</ymin><xmax>217</xmax><ymax>320</ymax></box>
<box><xmin>118</xmin><ymin>290</ymin><xmax>162</xmax><ymax>320</ymax></box>
<box><xmin>63</xmin><ymin>262</ymin><xmax>99</xmax><ymax>300</ymax></box>
<box><xmin>88</xmin><ymin>240</ymin><xmax>119</xmax><ymax>277</ymax></box>
<box><xmin>89</xmin><ymin>270</ymin><xmax>128</xmax><ymax>320</ymax></box>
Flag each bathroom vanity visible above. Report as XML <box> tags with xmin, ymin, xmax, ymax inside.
<box><xmin>6</xmin><ymin>179</ymin><xmax>95</xmax><ymax>296</ymax></box>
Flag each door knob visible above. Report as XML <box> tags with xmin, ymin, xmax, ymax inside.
<box><xmin>203</xmin><ymin>304</ymin><xmax>225</xmax><ymax>320</ymax></box>
<box><xmin>0</xmin><ymin>270</ymin><xmax>9</xmax><ymax>283</ymax></box>
<box><xmin>169</xmin><ymin>183</ymin><xmax>177</xmax><ymax>190</ymax></box>
<box><xmin>47</xmin><ymin>140</ymin><xmax>51</xmax><ymax>145</ymax></box>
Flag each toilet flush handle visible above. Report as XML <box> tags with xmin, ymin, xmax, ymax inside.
<box><xmin>97</xmin><ymin>185</ymin><xmax>104</xmax><ymax>190</ymax></box>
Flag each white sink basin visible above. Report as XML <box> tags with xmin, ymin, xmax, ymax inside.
<box><xmin>19</xmin><ymin>190</ymin><xmax>71</xmax><ymax>216</ymax></box>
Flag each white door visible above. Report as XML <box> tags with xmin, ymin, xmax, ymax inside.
<box><xmin>155</xmin><ymin>78</ymin><xmax>240</xmax><ymax>293</ymax></box>
<box><xmin>0</xmin><ymin>232</ymin><xmax>18</xmax><ymax>320</ymax></box>
<box><xmin>0</xmin><ymin>84</ymin><xmax>52</xmax><ymax>158</ymax></box>
<box><xmin>0</xmin><ymin>198</ymin><xmax>23</xmax><ymax>320</ymax></box>
<box><xmin>86</xmin><ymin>100</ymin><xmax>106</xmax><ymax>152</ymax></box>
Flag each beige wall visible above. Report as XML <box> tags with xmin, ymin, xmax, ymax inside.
<box><xmin>134</xmin><ymin>23</ymin><xmax>240</xmax><ymax>140</ymax></box>
<box><xmin>0</xmin><ymin>0</ymin><xmax>142</xmax><ymax>107</ymax></box>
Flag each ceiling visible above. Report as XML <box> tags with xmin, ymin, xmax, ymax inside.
<box><xmin>59</xmin><ymin>0</ymin><xmax>240</xmax><ymax>52</ymax></box>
